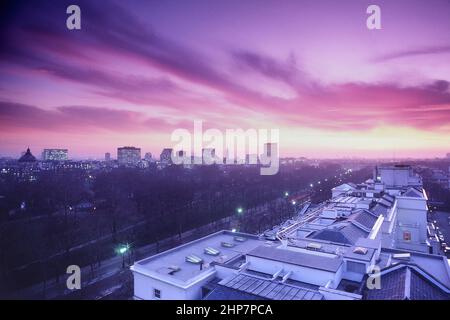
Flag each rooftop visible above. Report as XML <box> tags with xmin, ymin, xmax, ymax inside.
<box><xmin>205</xmin><ymin>273</ymin><xmax>323</xmax><ymax>300</ymax></box>
<box><xmin>382</xmin><ymin>248</ymin><xmax>450</xmax><ymax>286</ymax></box>
<box><xmin>247</xmin><ymin>245</ymin><xmax>343</xmax><ymax>273</ymax></box>
<box><xmin>131</xmin><ymin>230</ymin><xmax>269</xmax><ymax>284</ymax></box>
<box><xmin>309</xmin><ymin>223</ymin><xmax>369</xmax><ymax>245</ymax></box>
<box><xmin>364</xmin><ymin>265</ymin><xmax>449</xmax><ymax>300</ymax></box>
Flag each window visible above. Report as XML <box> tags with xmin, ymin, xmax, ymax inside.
<box><xmin>403</xmin><ymin>231</ymin><xmax>411</xmax><ymax>241</ymax></box>
<box><xmin>154</xmin><ymin>289</ymin><xmax>161</xmax><ymax>299</ymax></box>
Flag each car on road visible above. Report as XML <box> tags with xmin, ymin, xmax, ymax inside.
<box><xmin>445</xmin><ymin>246</ymin><xmax>450</xmax><ymax>258</ymax></box>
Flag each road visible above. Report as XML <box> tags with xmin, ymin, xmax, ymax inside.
<box><xmin>5</xmin><ymin>188</ymin><xmax>310</xmax><ymax>299</ymax></box>
<box><xmin>5</xmin><ymin>217</ymin><xmax>231</xmax><ymax>300</ymax></box>
<box><xmin>432</xmin><ymin>210</ymin><xmax>450</xmax><ymax>249</ymax></box>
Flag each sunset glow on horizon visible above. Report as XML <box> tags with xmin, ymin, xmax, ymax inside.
<box><xmin>1</xmin><ymin>0</ymin><xmax>450</xmax><ymax>159</ymax></box>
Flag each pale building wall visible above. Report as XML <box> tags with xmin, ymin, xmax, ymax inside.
<box><xmin>132</xmin><ymin>270</ymin><xmax>216</xmax><ymax>300</ymax></box>
<box><xmin>393</xmin><ymin>197</ymin><xmax>428</xmax><ymax>253</ymax></box>
<box><xmin>246</xmin><ymin>255</ymin><xmax>342</xmax><ymax>287</ymax></box>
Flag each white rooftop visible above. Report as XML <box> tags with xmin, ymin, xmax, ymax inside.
<box><xmin>131</xmin><ymin>230</ymin><xmax>270</xmax><ymax>284</ymax></box>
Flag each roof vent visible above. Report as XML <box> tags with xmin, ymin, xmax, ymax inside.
<box><xmin>393</xmin><ymin>253</ymin><xmax>410</xmax><ymax>260</ymax></box>
<box><xmin>306</xmin><ymin>242</ymin><xmax>322</xmax><ymax>251</ymax></box>
<box><xmin>353</xmin><ymin>246</ymin><xmax>368</xmax><ymax>255</ymax></box>
<box><xmin>167</xmin><ymin>265</ymin><xmax>181</xmax><ymax>275</ymax></box>
<box><xmin>221</xmin><ymin>241</ymin><xmax>235</xmax><ymax>248</ymax></box>
<box><xmin>185</xmin><ymin>254</ymin><xmax>203</xmax><ymax>264</ymax></box>
<box><xmin>204</xmin><ymin>247</ymin><xmax>220</xmax><ymax>256</ymax></box>
<box><xmin>234</xmin><ymin>236</ymin><xmax>247</xmax><ymax>242</ymax></box>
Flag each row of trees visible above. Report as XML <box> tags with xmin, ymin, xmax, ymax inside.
<box><xmin>0</xmin><ymin>162</ymin><xmax>347</xmax><ymax>294</ymax></box>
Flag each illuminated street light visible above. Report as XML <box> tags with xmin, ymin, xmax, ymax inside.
<box><xmin>292</xmin><ymin>200</ymin><xmax>296</xmax><ymax>205</ymax></box>
<box><xmin>310</xmin><ymin>184</ymin><xmax>314</xmax><ymax>188</ymax></box>
<box><xmin>117</xmin><ymin>243</ymin><xmax>130</xmax><ymax>268</ymax></box>
<box><xmin>284</xmin><ymin>191</ymin><xmax>289</xmax><ymax>197</ymax></box>
<box><xmin>236</xmin><ymin>207</ymin><xmax>243</xmax><ymax>214</ymax></box>
<box><xmin>119</xmin><ymin>246</ymin><xmax>127</xmax><ymax>254</ymax></box>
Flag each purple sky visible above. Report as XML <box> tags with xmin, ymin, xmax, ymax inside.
<box><xmin>1</xmin><ymin>0</ymin><xmax>449</xmax><ymax>159</ymax></box>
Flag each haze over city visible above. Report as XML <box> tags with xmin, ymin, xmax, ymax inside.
<box><xmin>1</xmin><ymin>0</ymin><xmax>450</xmax><ymax>158</ymax></box>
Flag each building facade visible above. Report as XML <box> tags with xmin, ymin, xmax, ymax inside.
<box><xmin>42</xmin><ymin>149</ymin><xmax>68</xmax><ymax>161</ymax></box>
<box><xmin>160</xmin><ymin>148</ymin><xmax>173</xmax><ymax>165</ymax></box>
<box><xmin>117</xmin><ymin>146</ymin><xmax>141</xmax><ymax>166</ymax></box>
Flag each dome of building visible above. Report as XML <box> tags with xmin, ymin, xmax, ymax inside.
<box><xmin>18</xmin><ymin>148</ymin><xmax>37</xmax><ymax>162</ymax></box>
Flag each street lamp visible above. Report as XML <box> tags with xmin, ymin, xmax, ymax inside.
<box><xmin>284</xmin><ymin>191</ymin><xmax>289</xmax><ymax>197</ymax></box>
<box><xmin>119</xmin><ymin>246</ymin><xmax>127</xmax><ymax>254</ymax></box>
<box><xmin>117</xmin><ymin>243</ymin><xmax>130</xmax><ymax>268</ymax></box>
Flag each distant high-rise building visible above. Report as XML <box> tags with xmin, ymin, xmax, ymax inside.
<box><xmin>264</xmin><ymin>143</ymin><xmax>276</xmax><ymax>157</ymax></box>
<box><xmin>117</xmin><ymin>146</ymin><xmax>141</xmax><ymax>166</ymax></box>
<box><xmin>447</xmin><ymin>153</ymin><xmax>450</xmax><ymax>159</ymax></box>
<box><xmin>42</xmin><ymin>149</ymin><xmax>68</xmax><ymax>161</ymax></box>
<box><xmin>160</xmin><ymin>148</ymin><xmax>173</xmax><ymax>165</ymax></box>
<box><xmin>105</xmin><ymin>152</ymin><xmax>111</xmax><ymax>161</ymax></box>
<box><xmin>144</xmin><ymin>152</ymin><xmax>153</xmax><ymax>161</ymax></box>
<box><xmin>202</xmin><ymin>148</ymin><xmax>215</xmax><ymax>164</ymax></box>
<box><xmin>374</xmin><ymin>165</ymin><xmax>421</xmax><ymax>188</ymax></box>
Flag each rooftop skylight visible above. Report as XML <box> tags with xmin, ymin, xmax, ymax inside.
<box><xmin>393</xmin><ymin>253</ymin><xmax>411</xmax><ymax>260</ymax></box>
<box><xmin>185</xmin><ymin>254</ymin><xmax>203</xmax><ymax>264</ymax></box>
<box><xmin>204</xmin><ymin>247</ymin><xmax>220</xmax><ymax>256</ymax></box>
<box><xmin>353</xmin><ymin>246</ymin><xmax>368</xmax><ymax>255</ymax></box>
<box><xmin>306</xmin><ymin>242</ymin><xmax>322</xmax><ymax>251</ymax></box>
<box><xmin>221</xmin><ymin>241</ymin><xmax>235</xmax><ymax>248</ymax></box>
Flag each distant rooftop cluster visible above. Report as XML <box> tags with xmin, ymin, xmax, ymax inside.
<box><xmin>130</xmin><ymin>165</ymin><xmax>450</xmax><ymax>300</ymax></box>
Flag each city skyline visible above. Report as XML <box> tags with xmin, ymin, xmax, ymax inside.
<box><xmin>1</xmin><ymin>0</ymin><xmax>450</xmax><ymax>158</ymax></box>
<box><xmin>3</xmin><ymin>144</ymin><xmax>450</xmax><ymax>161</ymax></box>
